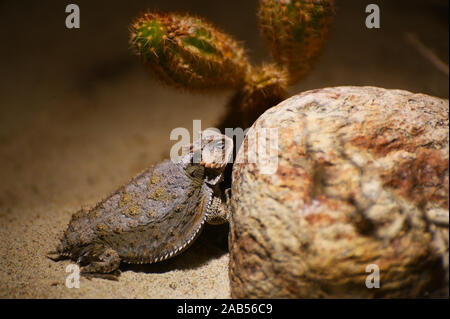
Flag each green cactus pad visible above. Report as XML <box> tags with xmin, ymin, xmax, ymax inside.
<box><xmin>131</xmin><ymin>12</ymin><xmax>250</xmax><ymax>91</ymax></box>
<box><xmin>258</xmin><ymin>0</ymin><xmax>335</xmax><ymax>84</ymax></box>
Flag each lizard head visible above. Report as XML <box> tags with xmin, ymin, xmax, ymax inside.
<box><xmin>183</xmin><ymin>129</ymin><xmax>233</xmax><ymax>185</ymax></box>
<box><xmin>198</xmin><ymin>129</ymin><xmax>233</xmax><ymax>169</ymax></box>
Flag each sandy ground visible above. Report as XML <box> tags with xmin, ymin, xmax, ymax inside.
<box><xmin>0</xmin><ymin>1</ymin><xmax>448</xmax><ymax>298</ymax></box>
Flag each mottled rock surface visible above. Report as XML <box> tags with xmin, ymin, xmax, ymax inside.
<box><xmin>229</xmin><ymin>86</ymin><xmax>449</xmax><ymax>298</ymax></box>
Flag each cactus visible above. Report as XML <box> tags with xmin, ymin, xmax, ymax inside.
<box><xmin>130</xmin><ymin>12</ymin><xmax>249</xmax><ymax>90</ymax></box>
<box><xmin>130</xmin><ymin>1</ymin><xmax>335</xmax><ymax>128</ymax></box>
<box><xmin>258</xmin><ymin>0</ymin><xmax>335</xmax><ymax>84</ymax></box>
<box><xmin>229</xmin><ymin>64</ymin><xmax>289</xmax><ymax>127</ymax></box>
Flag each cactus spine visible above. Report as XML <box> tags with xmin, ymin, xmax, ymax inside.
<box><xmin>130</xmin><ymin>1</ymin><xmax>335</xmax><ymax>127</ymax></box>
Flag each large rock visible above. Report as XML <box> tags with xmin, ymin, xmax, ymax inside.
<box><xmin>229</xmin><ymin>86</ymin><xmax>449</xmax><ymax>298</ymax></box>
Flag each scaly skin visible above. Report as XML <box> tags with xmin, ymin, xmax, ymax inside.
<box><xmin>48</xmin><ymin>130</ymin><xmax>233</xmax><ymax>279</ymax></box>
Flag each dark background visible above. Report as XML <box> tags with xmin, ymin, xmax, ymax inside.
<box><xmin>0</xmin><ymin>1</ymin><xmax>448</xmax><ymax>298</ymax></box>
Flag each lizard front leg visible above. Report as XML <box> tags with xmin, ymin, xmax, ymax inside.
<box><xmin>206</xmin><ymin>188</ymin><xmax>231</xmax><ymax>225</ymax></box>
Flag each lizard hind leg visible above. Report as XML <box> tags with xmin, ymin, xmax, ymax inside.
<box><xmin>80</xmin><ymin>247</ymin><xmax>121</xmax><ymax>280</ymax></box>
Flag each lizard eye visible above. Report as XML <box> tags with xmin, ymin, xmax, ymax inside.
<box><xmin>211</xmin><ymin>139</ymin><xmax>225</xmax><ymax>149</ymax></box>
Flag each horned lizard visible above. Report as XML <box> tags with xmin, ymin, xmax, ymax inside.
<box><xmin>48</xmin><ymin>130</ymin><xmax>233</xmax><ymax>279</ymax></box>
